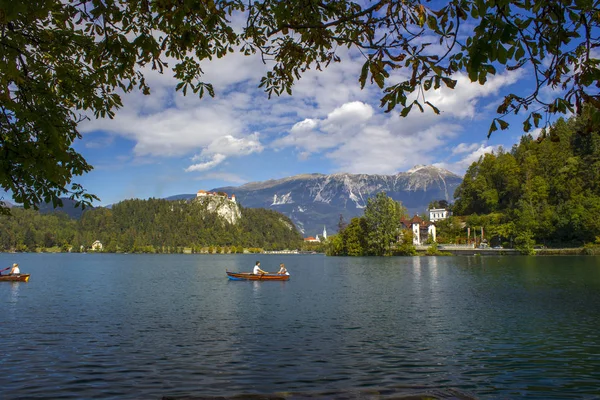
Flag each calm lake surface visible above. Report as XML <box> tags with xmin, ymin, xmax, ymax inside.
<box><xmin>1</xmin><ymin>253</ymin><xmax>600</xmax><ymax>399</ymax></box>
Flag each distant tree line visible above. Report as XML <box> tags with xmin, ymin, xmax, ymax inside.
<box><xmin>0</xmin><ymin>199</ymin><xmax>303</xmax><ymax>253</ymax></box>
<box><xmin>451</xmin><ymin>106</ymin><xmax>600</xmax><ymax>252</ymax></box>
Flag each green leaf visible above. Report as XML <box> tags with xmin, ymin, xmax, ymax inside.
<box><xmin>442</xmin><ymin>77</ymin><xmax>457</xmax><ymax>89</ymax></box>
<box><xmin>532</xmin><ymin>112</ymin><xmax>542</xmax><ymax>127</ymax></box>
<box><xmin>488</xmin><ymin>120</ymin><xmax>498</xmax><ymax>137</ymax></box>
<box><xmin>400</xmin><ymin>104</ymin><xmax>413</xmax><ymax>117</ymax></box>
<box><xmin>423</xmin><ymin>78</ymin><xmax>432</xmax><ymax>91</ymax></box>
<box><xmin>523</xmin><ymin>117</ymin><xmax>532</xmax><ymax>132</ymax></box>
<box><xmin>498</xmin><ymin>119</ymin><xmax>509</xmax><ymax>130</ymax></box>
<box><xmin>515</xmin><ymin>44</ymin><xmax>525</xmax><ymax>60</ymax></box>
<box><xmin>497</xmin><ymin>45</ymin><xmax>507</xmax><ymax>64</ymax></box>
<box><xmin>468</xmin><ymin>67</ymin><xmax>478</xmax><ymax>82</ymax></box>
<box><xmin>478</xmin><ymin>71</ymin><xmax>487</xmax><ymax>85</ymax></box>
<box><xmin>359</xmin><ymin>61</ymin><xmax>369</xmax><ymax>89</ymax></box>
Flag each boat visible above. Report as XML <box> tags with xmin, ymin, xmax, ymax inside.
<box><xmin>0</xmin><ymin>274</ymin><xmax>30</xmax><ymax>282</ymax></box>
<box><xmin>226</xmin><ymin>271</ymin><xmax>290</xmax><ymax>281</ymax></box>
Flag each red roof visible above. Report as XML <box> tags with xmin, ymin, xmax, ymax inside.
<box><xmin>411</xmin><ymin>215</ymin><xmax>423</xmax><ymax>223</ymax></box>
<box><xmin>400</xmin><ymin>215</ymin><xmax>434</xmax><ymax>227</ymax></box>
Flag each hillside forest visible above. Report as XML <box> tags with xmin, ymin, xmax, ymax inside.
<box><xmin>446</xmin><ymin>106</ymin><xmax>600</xmax><ymax>250</ymax></box>
<box><xmin>0</xmin><ymin>199</ymin><xmax>303</xmax><ymax>253</ymax></box>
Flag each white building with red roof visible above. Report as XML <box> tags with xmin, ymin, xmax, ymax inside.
<box><xmin>400</xmin><ymin>215</ymin><xmax>436</xmax><ymax>246</ymax></box>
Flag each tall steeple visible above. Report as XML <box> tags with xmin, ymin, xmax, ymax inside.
<box><xmin>323</xmin><ymin>225</ymin><xmax>327</xmax><ymax>239</ymax></box>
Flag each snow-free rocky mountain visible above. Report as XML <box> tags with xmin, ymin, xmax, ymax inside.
<box><xmin>171</xmin><ymin>165</ymin><xmax>462</xmax><ymax>237</ymax></box>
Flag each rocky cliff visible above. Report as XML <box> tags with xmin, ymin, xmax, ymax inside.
<box><xmin>193</xmin><ymin>195</ymin><xmax>241</xmax><ymax>225</ymax></box>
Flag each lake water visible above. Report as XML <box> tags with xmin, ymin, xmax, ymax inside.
<box><xmin>1</xmin><ymin>253</ymin><xmax>600</xmax><ymax>399</ymax></box>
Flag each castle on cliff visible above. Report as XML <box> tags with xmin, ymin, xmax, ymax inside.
<box><xmin>196</xmin><ymin>190</ymin><xmax>236</xmax><ymax>203</ymax></box>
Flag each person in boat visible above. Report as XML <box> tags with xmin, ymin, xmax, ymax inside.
<box><xmin>9</xmin><ymin>263</ymin><xmax>20</xmax><ymax>275</ymax></box>
<box><xmin>277</xmin><ymin>263</ymin><xmax>289</xmax><ymax>275</ymax></box>
<box><xmin>253</xmin><ymin>261</ymin><xmax>267</xmax><ymax>275</ymax></box>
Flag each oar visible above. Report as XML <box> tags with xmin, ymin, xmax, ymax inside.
<box><xmin>0</xmin><ymin>267</ymin><xmax>9</xmax><ymax>275</ymax></box>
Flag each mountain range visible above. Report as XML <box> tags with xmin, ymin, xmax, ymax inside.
<box><xmin>25</xmin><ymin>165</ymin><xmax>462</xmax><ymax>236</ymax></box>
<box><xmin>170</xmin><ymin>165</ymin><xmax>462</xmax><ymax>237</ymax></box>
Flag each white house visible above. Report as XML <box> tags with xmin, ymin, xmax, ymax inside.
<box><xmin>428</xmin><ymin>208</ymin><xmax>451</xmax><ymax>222</ymax></box>
<box><xmin>91</xmin><ymin>240</ymin><xmax>103</xmax><ymax>251</ymax></box>
<box><xmin>400</xmin><ymin>216</ymin><xmax>437</xmax><ymax>246</ymax></box>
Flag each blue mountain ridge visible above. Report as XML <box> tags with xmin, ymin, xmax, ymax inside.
<box><xmin>172</xmin><ymin>165</ymin><xmax>462</xmax><ymax>237</ymax></box>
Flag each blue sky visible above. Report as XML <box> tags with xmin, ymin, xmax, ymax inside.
<box><xmin>7</xmin><ymin>33</ymin><xmax>550</xmax><ymax>208</ymax></box>
<box><xmin>72</xmin><ymin>47</ymin><xmax>534</xmax><ymax>207</ymax></box>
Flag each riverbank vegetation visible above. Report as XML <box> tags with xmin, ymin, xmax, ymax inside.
<box><xmin>450</xmin><ymin>107</ymin><xmax>600</xmax><ymax>254</ymax></box>
<box><xmin>0</xmin><ymin>199</ymin><xmax>302</xmax><ymax>253</ymax></box>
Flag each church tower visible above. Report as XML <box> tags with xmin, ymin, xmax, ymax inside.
<box><xmin>323</xmin><ymin>225</ymin><xmax>327</xmax><ymax>240</ymax></box>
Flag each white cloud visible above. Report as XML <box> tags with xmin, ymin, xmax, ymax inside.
<box><xmin>438</xmin><ymin>144</ymin><xmax>499</xmax><ymax>174</ymax></box>
<box><xmin>199</xmin><ymin>134</ymin><xmax>263</xmax><ymax>157</ymax></box>
<box><xmin>272</xmin><ymin>101</ymin><xmax>375</xmax><ymax>153</ymax></box>
<box><xmin>81</xmin><ymin>103</ymin><xmax>244</xmax><ymax>157</ymax></box>
<box><xmin>290</xmin><ymin>119</ymin><xmax>318</xmax><ymax>135</ymax></box>
<box><xmin>186</xmin><ymin>134</ymin><xmax>263</xmax><ymax>172</ymax></box>
<box><xmin>451</xmin><ymin>142</ymin><xmax>482</xmax><ymax>155</ymax></box>
<box><xmin>322</xmin><ymin>101</ymin><xmax>374</xmax><ymax>134</ymax></box>
<box><xmin>79</xmin><ymin>41</ymin><xmax>526</xmax><ymax>183</ymax></box>
<box><xmin>421</xmin><ymin>71</ymin><xmax>522</xmax><ymax>119</ymax></box>
<box><xmin>327</xmin><ymin>123</ymin><xmax>463</xmax><ymax>174</ymax></box>
<box><xmin>186</xmin><ymin>154</ymin><xmax>226</xmax><ymax>172</ymax></box>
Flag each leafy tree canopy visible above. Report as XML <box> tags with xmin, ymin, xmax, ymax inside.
<box><xmin>453</xmin><ymin>106</ymin><xmax>600</xmax><ymax>246</ymax></box>
<box><xmin>330</xmin><ymin>192</ymin><xmax>407</xmax><ymax>256</ymax></box>
<box><xmin>2</xmin><ymin>0</ymin><xmax>599</xmax><ymax>212</ymax></box>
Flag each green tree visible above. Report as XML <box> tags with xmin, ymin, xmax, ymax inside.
<box><xmin>2</xmin><ymin>0</ymin><xmax>599</xmax><ymax>212</ymax></box>
<box><xmin>395</xmin><ymin>229</ymin><xmax>417</xmax><ymax>256</ymax></box>
<box><xmin>326</xmin><ymin>234</ymin><xmax>344</xmax><ymax>256</ymax></box>
<box><xmin>344</xmin><ymin>217</ymin><xmax>368</xmax><ymax>256</ymax></box>
<box><xmin>515</xmin><ymin>230</ymin><xmax>536</xmax><ymax>255</ymax></box>
<box><xmin>363</xmin><ymin>192</ymin><xmax>406</xmax><ymax>256</ymax></box>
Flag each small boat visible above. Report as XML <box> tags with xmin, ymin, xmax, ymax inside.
<box><xmin>0</xmin><ymin>274</ymin><xmax>30</xmax><ymax>282</ymax></box>
<box><xmin>226</xmin><ymin>271</ymin><xmax>290</xmax><ymax>281</ymax></box>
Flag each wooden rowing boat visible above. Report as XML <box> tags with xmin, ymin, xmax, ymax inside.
<box><xmin>0</xmin><ymin>274</ymin><xmax>30</xmax><ymax>282</ymax></box>
<box><xmin>226</xmin><ymin>271</ymin><xmax>290</xmax><ymax>281</ymax></box>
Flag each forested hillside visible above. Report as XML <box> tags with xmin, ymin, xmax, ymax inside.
<box><xmin>452</xmin><ymin>106</ymin><xmax>600</xmax><ymax>248</ymax></box>
<box><xmin>0</xmin><ymin>198</ymin><xmax>303</xmax><ymax>253</ymax></box>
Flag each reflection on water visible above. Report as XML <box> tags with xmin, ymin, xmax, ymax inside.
<box><xmin>9</xmin><ymin>281</ymin><xmax>20</xmax><ymax>302</ymax></box>
<box><xmin>0</xmin><ymin>253</ymin><xmax>599</xmax><ymax>399</ymax></box>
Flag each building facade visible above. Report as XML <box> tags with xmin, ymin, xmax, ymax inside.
<box><xmin>428</xmin><ymin>208</ymin><xmax>451</xmax><ymax>222</ymax></box>
<box><xmin>400</xmin><ymin>216</ymin><xmax>437</xmax><ymax>246</ymax></box>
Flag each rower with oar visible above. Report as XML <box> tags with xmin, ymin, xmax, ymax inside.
<box><xmin>0</xmin><ymin>263</ymin><xmax>20</xmax><ymax>276</ymax></box>
<box><xmin>253</xmin><ymin>261</ymin><xmax>268</xmax><ymax>275</ymax></box>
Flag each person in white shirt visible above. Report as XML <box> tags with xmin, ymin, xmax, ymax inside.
<box><xmin>253</xmin><ymin>261</ymin><xmax>267</xmax><ymax>275</ymax></box>
<box><xmin>9</xmin><ymin>263</ymin><xmax>20</xmax><ymax>275</ymax></box>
